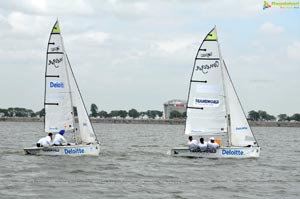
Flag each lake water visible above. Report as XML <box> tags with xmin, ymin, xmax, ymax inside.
<box><xmin>0</xmin><ymin>122</ymin><xmax>299</xmax><ymax>199</ymax></box>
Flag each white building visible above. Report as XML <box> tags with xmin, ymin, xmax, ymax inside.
<box><xmin>163</xmin><ymin>99</ymin><xmax>186</xmax><ymax>119</ymax></box>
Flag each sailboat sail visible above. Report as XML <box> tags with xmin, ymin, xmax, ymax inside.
<box><xmin>185</xmin><ymin>28</ymin><xmax>227</xmax><ymax>136</ymax></box>
<box><xmin>45</xmin><ymin>21</ymin><xmax>74</xmax><ymax>133</ymax></box>
<box><xmin>66</xmin><ymin>56</ymin><xmax>97</xmax><ymax>143</ymax></box>
<box><xmin>223</xmin><ymin>62</ymin><xmax>257</xmax><ymax>146</ymax></box>
<box><xmin>44</xmin><ymin>21</ymin><xmax>97</xmax><ymax>144</ymax></box>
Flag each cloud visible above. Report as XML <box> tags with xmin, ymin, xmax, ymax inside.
<box><xmin>27</xmin><ymin>0</ymin><xmax>47</xmax><ymax>12</ymax></box>
<box><xmin>106</xmin><ymin>0</ymin><xmax>149</xmax><ymax>18</ymax></box>
<box><xmin>287</xmin><ymin>41</ymin><xmax>300</xmax><ymax>61</ymax></box>
<box><xmin>67</xmin><ymin>31</ymin><xmax>110</xmax><ymax>45</ymax></box>
<box><xmin>156</xmin><ymin>40</ymin><xmax>192</xmax><ymax>54</ymax></box>
<box><xmin>260</xmin><ymin>22</ymin><xmax>284</xmax><ymax>35</ymax></box>
<box><xmin>7</xmin><ymin>12</ymin><xmax>48</xmax><ymax>36</ymax></box>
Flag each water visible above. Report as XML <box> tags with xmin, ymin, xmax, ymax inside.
<box><xmin>0</xmin><ymin>122</ymin><xmax>299</xmax><ymax>199</ymax></box>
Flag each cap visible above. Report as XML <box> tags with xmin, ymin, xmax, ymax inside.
<box><xmin>59</xmin><ymin>129</ymin><xmax>65</xmax><ymax>135</ymax></box>
<box><xmin>210</xmin><ymin>137</ymin><xmax>215</xmax><ymax>140</ymax></box>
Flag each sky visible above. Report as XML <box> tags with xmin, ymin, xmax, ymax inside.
<box><xmin>0</xmin><ymin>0</ymin><xmax>299</xmax><ymax>116</ymax></box>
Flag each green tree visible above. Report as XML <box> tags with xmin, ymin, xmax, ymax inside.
<box><xmin>7</xmin><ymin>107</ymin><xmax>35</xmax><ymax>117</ymax></box>
<box><xmin>291</xmin><ymin>113</ymin><xmax>300</xmax><ymax>121</ymax></box>
<box><xmin>35</xmin><ymin>108</ymin><xmax>45</xmax><ymax>117</ymax></box>
<box><xmin>109</xmin><ymin>110</ymin><xmax>119</xmax><ymax>118</ymax></box>
<box><xmin>0</xmin><ymin>108</ymin><xmax>9</xmax><ymax>116</ymax></box>
<box><xmin>98</xmin><ymin>110</ymin><xmax>108</xmax><ymax>118</ymax></box>
<box><xmin>146</xmin><ymin>110</ymin><xmax>156</xmax><ymax>119</ymax></box>
<box><xmin>169</xmin><ymin>110</ymin><xmax>182</xmax><ymax>119</ymax></box>
<box><xmin>154</xmin><ymin>110</ymin><xmax>163</xmax><ymax>118</ymax></box>
<box><xmin>118</xmin><ymin>110</ymin><xmax>128</xmax><ymax>118</ymax></box>
<box><xmin>128</xmin><ymin>108</ymin><xmax>139</xmax><ymax>119</ymax></box>
<box><xmin>258</xmin><ymin>110</ymin><xmax>268</xmax><ymax>121</ymax></box>
<box><xmin>90</xmin><ymin>103</ymin><xmax>98</xmax><ymax>117</ymax></box>
<box><xmin>278</xmin><ymin>114</ymin><xmax>288</xmax><ymax>121</ymax></box>
<box><xmin>139</xmin><ymin>111</ymin><xmax>146</xmax><ymax>118</ymax></box>
<box><xmin>248</xmin><ymin>110</ymin><xmax>260</xmax><ymax>121</ymax></box>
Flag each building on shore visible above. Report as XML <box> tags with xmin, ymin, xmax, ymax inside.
<box><xmin>163</xmin><ymin>99</ymin><xmax>187</xmax><ymax>119</ymax></box>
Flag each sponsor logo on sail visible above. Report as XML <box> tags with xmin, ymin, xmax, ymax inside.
<box><xmin>50</xmin><ymin>81</ymin><xmax>64</xmax><ymax>88</ymax></box>
<box><xmin>222</xmin><ymin>149</ymin><xmax>244</xmax><ymax>156</ymax></box>
<box><xmin>194</xmin><ymin>98</ymin><xmax>220</xmax><ymax>107</ymax></box>
<box><xmin>48</xmin><ymin>57</ymin><xmax>63</xmax><ymax>68</ymax></box>
<box><xmin>64</xmin><ymin>148</ymin><xmax>85</xmax><ymax>154</ymax></box>
<box><xmin>51</xmin><ymin>46</ymin><xmax>60</xmax><ymax>52</ymax></box>
<box><xmin>195</xmin><ymin>61</ymin><xmax>219</xmax><ymax>74</ymax></box>
<box><xmin>49</xmin><ymin>127</ymin><xmax>58</xmax><ymax>130</ymax></box>
<box><xmin>200</xmin><ymin>52</ymin><xmax>212</xmax><ymax>58</ymax></box>
<box><xmin>236</xmin><ymin>126</ymin><xmax>248</xmax><ymax>131</ymax></box>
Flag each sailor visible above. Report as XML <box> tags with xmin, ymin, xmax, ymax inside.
<box><xmin>207</xmin><ymin>137</ymin><xmax>220</xmax><ymax>153</ymax></box>
<box><xmin>198</xmin><ymin>137</ymin><xmax>208</xmax><ymax>152</ymax></box>
<box><xmin>52</xmin><ymin>130</ymin><xmax>68</xmax><ymax>146</ymax></box>
<box><xmin>188</xmin><ymin>136</ymin><xmax>198</xmax><ymax>151</ymax></box>
<box><xmin>36</xmin><ymin>133</ymin><xmax>53</xmax><ymax>147</ymax></box>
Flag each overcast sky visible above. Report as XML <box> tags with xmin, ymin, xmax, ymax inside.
<box><xmin>0</xmin><ymin>0</ymin><xmax>299</xmax><ymax>116</ymax></box>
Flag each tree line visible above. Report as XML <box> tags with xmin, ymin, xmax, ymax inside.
<box><xmin>0</xmin><ymin>107</ymin><xmax>44</xmax><ymax>117</ymax></box>
<box><xmin>247</xmin><ymin>110</ymin><xmax>300</xmax><ymax>122</ymax></box>
<box><xmin>1</xmin><ymin>106</ymin><xmax>299</xmax><ymax>122</ymax></box>
<box><xmin>90</xmin><ymin>104</ymin><xmax>163</xmax><ymax>119</ymax></box>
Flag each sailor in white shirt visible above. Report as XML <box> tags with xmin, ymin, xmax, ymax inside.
<box><xmin>36</xmin><ymin>133</ymin><xmax>53</xmax><ymax>147</ymax></box>
<box><xmin>207</xmin><ymin>137</ymin><xmax>220</xmax><ymax>153</ymax></box>
<box><xmin>52</xmin><ymin>130</ymin><xmax>68</xmax><ymax>146</ymax></box>
<box><xmin>188</xmin><ymin>136</ymin><xmax>198</xmax><ymax>151</ymax></box>
<box><xmin>198</xmin><ymin>137</ymin><xmax>208</xmax><ymax>152</ymax></box>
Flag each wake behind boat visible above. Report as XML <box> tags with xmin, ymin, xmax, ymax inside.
<box><xmin>171</xmin><ymin>27</ymin><xmax>260</xmax><ymax>158</ymax></box>
<box><xmin>24</xmin><ymin>21</ymin><xmax>100</xmax><ymax>156</ymax></box>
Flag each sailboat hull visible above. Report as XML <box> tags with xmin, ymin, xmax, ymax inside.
<box><xmin>170</xmin><ymin>146</ymin><xmax>260</xmax><ymax>158</ymax></box>
<box><xmin>24</xmin><ymin>144</ymin><xmax>100</xmax><ymax>156</ymax></box>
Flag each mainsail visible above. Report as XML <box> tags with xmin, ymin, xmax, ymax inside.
<box><xmin>44</xmin><ymin>21</ymin><xmax>97</xmax><ymax>144</ymax></box>
<box><xmin>185</xmin><ymin>28</ymin><xmax>227</xmax><ymax>136</ymax></box>
<box><xmin>45</xmin><ymin>21</ymin><xmax>74</xmax><ymax>133</ymax></box>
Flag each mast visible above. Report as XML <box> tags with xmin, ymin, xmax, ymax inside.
<box><xmin>215</xmin><ymin>27</ymin><xmax>231</xmax><ymax>146</ymax></box>
<box><xmin>43</xmin><ymin>22</ymin><xmax>55</xmax><ymax>134</ymax></box>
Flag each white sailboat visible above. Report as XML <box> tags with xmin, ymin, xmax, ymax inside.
<box><xmin>171</xmin><ymin>27</ymin><xmax>260</xmax><ymax>158</ymax></box>
<box><xmin>24</xmin><ymin>21</ymin><xmax>100</xmax><ymax>156</ymax></box>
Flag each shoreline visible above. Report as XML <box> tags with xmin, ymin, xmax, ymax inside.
<box><xmin>0</xmin><ymin>117</ymin><xmax>300</xmax><ymax>127</ymax></box>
